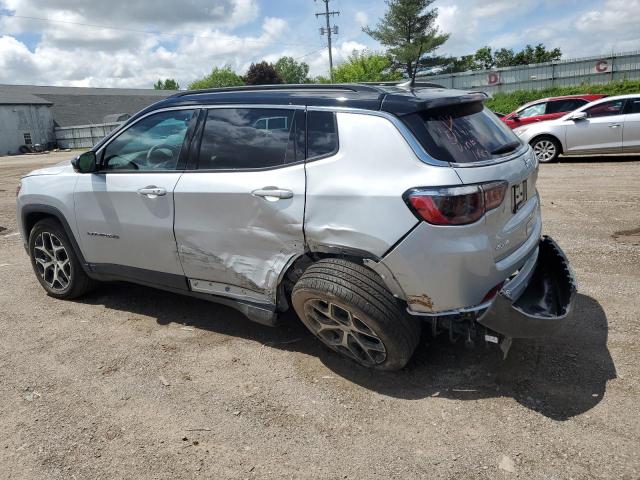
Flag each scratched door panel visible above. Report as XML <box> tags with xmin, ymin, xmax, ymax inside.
<box><xmin>173</xmin><ymin>165</ymin><xmax>306</xmax><ymax>305</ymax></box>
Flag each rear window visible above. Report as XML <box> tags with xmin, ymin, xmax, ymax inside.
<box><xmin>402</xmin><ymin>102</ymin><xmax>522</xmax><ymax>164</ymax></box>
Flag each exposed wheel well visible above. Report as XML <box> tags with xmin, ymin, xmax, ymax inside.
<box><xmin>23</xmin><ymin>211</ymin><xmax>60</xmax><ymax>238</ymax></box>
<box><xmin>277</xmin><ymin>251</ymin><xmax>394</xmax><ymax>313</ymax></box>
<box><xmin>530</xmin><ymin>134</ymin><xmax>563</xmax><ymax>155</ymax></box>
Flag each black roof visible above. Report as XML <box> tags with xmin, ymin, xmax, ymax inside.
<box><xmin>139</xmin><ymin>84</ymin><xmax>487</xmax><ymax>118</ymax></box>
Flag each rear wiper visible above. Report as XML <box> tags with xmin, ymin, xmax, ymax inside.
<box><xmin>491</xmin><ymin>141</ymin><xmax>521</xmax><ymax>156</ymax></box>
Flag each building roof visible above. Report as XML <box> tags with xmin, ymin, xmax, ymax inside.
<box><xmin>0</xmin><ymin>84</ymin><xmax>173</xmax><ymax>126</ymax></box>
<box><xmin>0</xmin><ymin>89</ymin><xmax>52</xmax><ymax>105</ymax></box>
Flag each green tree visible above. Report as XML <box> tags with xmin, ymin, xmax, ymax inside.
<box><xmin>474</xmin><ymin>46</ymin><xmax>494</xmax><ymax>70</ymax></box>
<box><xmin>274</xmin><ymin>56</ymin><xmax>310</xmax><ymax>84</ymax></box>
<box><xmin>363</xmin><ymin>0</ymin><xmax>450</xmax><ymax>80</ymax></box>
<box><xmin>494</xmin><ymin>48</ymin><xmax>516</xmax><ymax>68</ymax></box>
<box><xmin>188</xmin><ymin>66</ymin><xmax>244</xmax><ymax>90</ymax></box>
<box><xmin>153</xmin><ymin>78</ymin><xmax>180</xmax><ymax>90</ymax></box>
<box><xmin>245</xmin><ymin>61</ymin><xmax>283</xmax><ymax>85</ymax></box>
<box><xmin>331</xmin><ymin>51</ymin><xmax>402</xmax><ymax>83</ymax></box>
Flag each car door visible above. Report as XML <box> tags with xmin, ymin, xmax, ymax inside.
<box><xmin>622</xmin><ymin>97</ymin><xmax>640</xmax><ymax>153</ymax></box>
<box><xmin>564</xmin><ymin>99</ymin><xmax>625</xmax><ymax>154</ymax></box>
<box><xmin>74</xmin><ymin>108</ymin><xmax>198</xmax><ymax>286</ymax></box>
<box><xmin>173</xmin><ymin>107</ymin><xmax>307</xmax><ymax>306</ymax></box>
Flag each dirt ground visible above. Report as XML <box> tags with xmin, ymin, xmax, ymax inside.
<box><xmin>0</xmin><ymin>152</ymin><xmax>638</xmax><ymax>480</ymax></box>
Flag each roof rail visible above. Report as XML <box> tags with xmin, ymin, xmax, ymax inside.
<box><xmin>172</xmin><ymin>83</ymin><xmax>385</xmax><ymax>97</ymax></box>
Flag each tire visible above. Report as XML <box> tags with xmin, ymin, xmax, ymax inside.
<box><xmin>291</xmin><ymin>258</ymin><xmax>421</xmax><ymax>371</ymax></box>
<box><xmin>531</xmin><ymin>135</ymin><xmax>561</xmax><ymax>163</ymax></box>
<box><xmin>28</xmin><ymin>218</ymin><xmax>93</xmax><ymax>299</ymax></box>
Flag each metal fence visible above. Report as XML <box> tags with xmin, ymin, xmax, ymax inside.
<box><xmin>419</xmin><ymin>51</ymin><xmax>640</xmax><ymax>94</ymax></box>
<box><xmin>55</xmin><ymin>122</ymin><xmax>122</xmax><ymax>149</ymax></box>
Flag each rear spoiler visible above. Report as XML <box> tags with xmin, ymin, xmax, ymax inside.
<box><xmin>381</xmin><ymin>91</ymin><xmax>489</xmax><ymax>116</ymax></box>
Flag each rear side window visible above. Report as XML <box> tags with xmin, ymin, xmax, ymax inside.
<box><xmin>625</xmin><ymin>98</ymin><xmax>640</xmax><ymax>114</ymax></box>
<box><xmin>546</xmin><ymin>99</ymin><xmax>586</xmax><ymax>114</ymax></box>
<box><xmin>586</xmin><ymin>100</ymin><xmax>625</xmax><ymax>118</ymax></box>
<box><xmin>197</xmin><ymin>108</ymin><xmax>303</xmax><ymax>170</ymax></box>
<box><xmin>307</xmin><ymin>111</ymin><xmax>338</xmax><ymax>159</ymax></box>
<box><xmin>402</xmin><ymin>103</ymin><xmax>521</xmax><ymax>164</ymax></box>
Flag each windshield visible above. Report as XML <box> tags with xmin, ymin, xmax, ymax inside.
<box><xmin>402</xmin><ymin>102</ymin><xmax>522</xmax><ymax>164</ymax></box>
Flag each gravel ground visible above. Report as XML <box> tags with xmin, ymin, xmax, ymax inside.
<box><xmin>0</xmin><ymin>152</ymin><xmax>638</xmax><ymax>479</ymax></box>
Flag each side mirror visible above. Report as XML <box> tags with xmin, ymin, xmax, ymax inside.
<box><xmin>512</xmin><ymin>114</ymin><xmax>520</xmax><ymax>121</ymax></box>
<box><xmin>72</xmin><ymin>151</ymin><xmax>97</xmax><ymax>173</ymax></box>
<box><xmin>570</xmin><ymin>111</ymin><xmax>587</xmax><ymax>121</ymax></box>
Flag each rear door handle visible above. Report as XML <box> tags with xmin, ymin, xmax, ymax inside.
<box><xmin>252</xmin><ymin>187</ymin><xmax>294</xmax><ymax>200</ymax></box>
<box><xmin>137</xmin><ymin>186</ymin><xmax>166</xmax><ymax>197</ymax></box>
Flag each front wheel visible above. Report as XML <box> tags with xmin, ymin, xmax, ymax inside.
<box><xmin>291</xmin><ymin>259</ymin><xmax>421</xmax><ymax>371</ymax></box>
<box><xmin>28</xmin><ymin>219</ymin><xmax>93</xmax><ymax>299</ymax></box>
<box><xmin>531</xmin><ymin>136</ymin><xmax>561</xmax><ymax>163</ymax></box>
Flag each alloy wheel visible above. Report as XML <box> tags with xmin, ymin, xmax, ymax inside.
<box><xmin>33</xmin><ymin>232</ymin><xmax>71</xmax><ymax>292</ymax></box>
<box><xmin>533</xmin><ymin>140</ymin><xmax>557</xmax><ymax>162</ymax></box>
<box><xmin>303</xmin><ymin>299</ymin><xmax>387</xmax><ymax>366</ymax></box>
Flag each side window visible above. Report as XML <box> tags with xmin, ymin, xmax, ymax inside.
<box><xmin>586</xmin><ymin>100</ymin><xmax>625</xmax><ymax>118</ymax></box>
<box><xmin>102</xmin><ymin>110</ymin><xmax>195</xmax><ymax>171</ymax></box>
<box><xmin>518</xmin><ymin>103</ymin><xmax>546</xmax><ymax>118</ymax></box>
<box><xmin>546</xmin><ymin>99</ymin><xmax>585</xmax><ymax>114</ymax></box>
<box><xmin>307</xmin><ymin>111</ymin><xmax>338</xmax><ymax>159</ymax></box>
<box><xmin>197</xmin><ymin>108</ymin><xmax>302</xmax><ymax>170</ymax></box>
<box><xmin>624</xmin><ymin>98</ymin><xmax>640</xmax><ymax>114</ymax></box>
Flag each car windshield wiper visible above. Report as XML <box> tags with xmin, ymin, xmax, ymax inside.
<box><xmin>491</xmin><ymin>141</ymin><xmax>521</xmax><ymax>156</ymax></box>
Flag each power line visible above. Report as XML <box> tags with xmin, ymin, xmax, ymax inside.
<box><xmin>315</xmin><ymin>0</ymin><xmax>339</xmax><ymax>81</ymax></box>
<box><xmin>0</xmin><ymin>13</ymin><xmax>317</xmax><ymax>49</ymax></box>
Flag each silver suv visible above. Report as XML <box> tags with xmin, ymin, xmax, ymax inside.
<box><xmin>17</xmin><ymin>84</ymin><xmax>576</xmax><ymax>371</ymax></box>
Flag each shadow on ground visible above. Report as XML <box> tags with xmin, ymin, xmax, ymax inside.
<box><xmin>81</xmin><ymin>286</ymin><xmax>615</xmax><ymax>421</ymax></box>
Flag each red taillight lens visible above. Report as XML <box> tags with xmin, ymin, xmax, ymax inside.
<box><xmin>405</xmin><ymin>181</ymin><xmax>507</xmax><ymax>226</ymax></box>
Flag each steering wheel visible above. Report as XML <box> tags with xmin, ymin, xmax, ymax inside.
<box><xmin>146</xmin><ymin>144</ymin><xmax>178</xmax><ymax>164</ymax></box>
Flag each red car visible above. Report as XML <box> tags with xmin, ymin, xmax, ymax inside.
<box><xmin>501</xmin><ymin>94</ymin><xmax>608</xmax><ymax>129</ymax></box>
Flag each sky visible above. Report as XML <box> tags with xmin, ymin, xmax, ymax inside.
<box><xmin>0</xmin><ymin>0</ymin><xmax>638</xmax><ymax>88</ymax></box>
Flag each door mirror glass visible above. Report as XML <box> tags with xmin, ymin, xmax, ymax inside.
<box><xmin>569</xmin><ymin>111</ymin><xmax>587</xmax><ymax>121</ymax></box>
<box><xmin>72</xmin><ymin>151</ymin><xmax>97</xmax><ymax>173</ymax></box>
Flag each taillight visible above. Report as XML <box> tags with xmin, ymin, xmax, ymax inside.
<box><xmin>16</xmin><ymin>182</ymin><xmax>21</xmax><ymax>197</ymax></box>
<box><xmin>405</xmin><ymin>181</ymin><xmax>508</xmax><ymax>226</ymax></box>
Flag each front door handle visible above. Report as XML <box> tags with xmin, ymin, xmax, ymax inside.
<box><xmin>138</xmin><ymin>186</ymin><xmax>166</xmax><ymax>198</ymax></box>
<box><xmin>609</xmin><ymin>124</ymin><xmax>621</xmax><ymax>128</ymax></box>
<box><xmin>252</xmin><ymin>187</ymin><xmax>294</xmax><ymax>200</ymax></box>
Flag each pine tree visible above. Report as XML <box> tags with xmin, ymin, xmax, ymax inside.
<box><xmin>363</xmin><ymin>0</ymin><xmax>449</xmax><ymax>80</ymax></box>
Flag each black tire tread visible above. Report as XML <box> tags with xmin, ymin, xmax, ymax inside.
<box><xmin>292</xmin><ymin>258</ymin><xmax>421</xmax><ymax>370</ymax></box>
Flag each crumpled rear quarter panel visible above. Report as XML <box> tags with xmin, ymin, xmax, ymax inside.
<box><xmin>304</xmin><ymin>111</ymin><xmax>461</xmax><ymax>258</ymax></box>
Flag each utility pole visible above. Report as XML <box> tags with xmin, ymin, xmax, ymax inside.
<box><xmin>315</xmin><ymin>0</ymin><xmax>339</xmax><ymax>82</ymax></box>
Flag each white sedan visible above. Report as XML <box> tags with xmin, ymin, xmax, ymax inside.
<box><xmin>514</xmin><ymin>94</ymin><xmax>640</xmax><ymax>162</ymax></box>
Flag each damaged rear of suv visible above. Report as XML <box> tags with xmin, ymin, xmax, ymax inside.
<box><xmin>17</xmin><ymin>84</ymin><xmax>576</xmax><ymax>371</ymax></box>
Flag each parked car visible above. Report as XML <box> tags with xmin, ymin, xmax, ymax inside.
<box><xmin>515</xmin><ymin>94</ymin><xmax>640</xmax><ymax>163</ymax></box>
<box><xmin>501</xmin><ymin>94</ymin><xmax>607</xmax><ymax>129</ymax></box>
<box><xmin>17</xmin><ymin>84</ymin><xmax>576</xmax><ymax>370</ymax></box>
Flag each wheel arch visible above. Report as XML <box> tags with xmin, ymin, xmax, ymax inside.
<box><xmin>276</xmin><ymin>246</ymin><xmax>407</xmax><ymax>312</ymax></box>
<box><xmin>529</xmin><ymin>133</ymin><xmax>564</xmax><ymax>155</ymax></box>
<box><xmin>21</xmin><ymin>204</ymin><xmax>89</xmax><ymax>272</ymax></box>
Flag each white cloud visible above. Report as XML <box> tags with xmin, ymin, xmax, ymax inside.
<box><xmin>355</xmin><ymin>11</ymin><xmax>369</xmax><ymax>28</ymax></box>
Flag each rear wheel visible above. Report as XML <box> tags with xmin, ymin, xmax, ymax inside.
<box><xmin>531</xmin><ymin>136</ymin><xmax>561</xmax><ymax>163</ymax></box>
<box><xmin>291</xmin><ymin>258</ymin><xmax>421</xmax><ymax>371</ymax></box>
<box><xmin>28</xmin><ymin>219</ymin><xmax>93</xmax><ymax>299</ymax></box>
